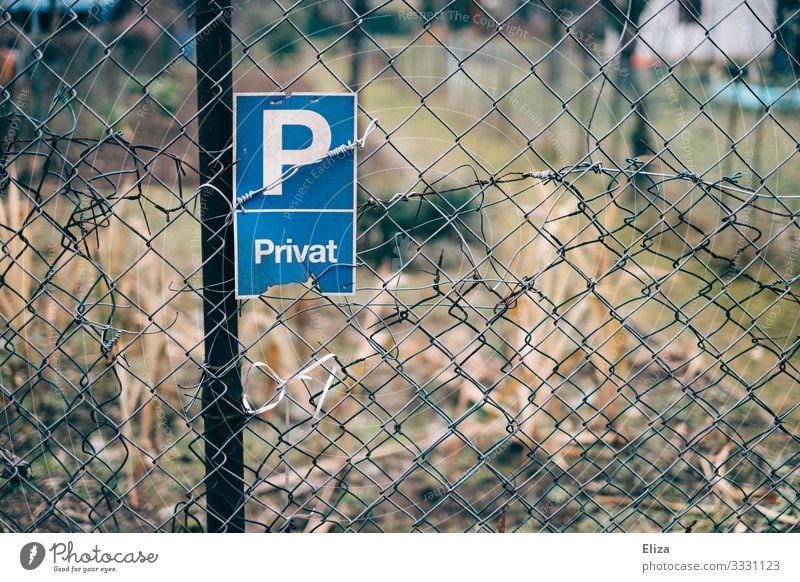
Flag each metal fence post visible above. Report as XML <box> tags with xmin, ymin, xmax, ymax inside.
<box><xmin>195</xmin><ymin>0</ymin><xmax>244</xmax><ymax>533</ymax></box>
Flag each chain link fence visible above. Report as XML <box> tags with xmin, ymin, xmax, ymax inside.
<box><xmin>1</xmin><ymin>0</ymin><xmax>799</xmax><ymax>532</ymax></box>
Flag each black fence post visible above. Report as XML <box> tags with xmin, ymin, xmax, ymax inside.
<box><xmin>195</xmin><ymin>0</ymin><xmax>244</xmax><ymax>533</ymax></box>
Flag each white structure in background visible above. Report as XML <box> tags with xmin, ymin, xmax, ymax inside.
<box><xmin>634</xmin><ymin>0</ymin><xmax>777</xmax><ymax>65</ymax></box>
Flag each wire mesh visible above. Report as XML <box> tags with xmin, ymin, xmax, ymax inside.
<box><xmin>1</xmin><ymin>0</ymin><xmax>799</xmax><ymax>532</ymax></box>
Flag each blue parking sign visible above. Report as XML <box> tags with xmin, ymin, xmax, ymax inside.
<box><xmin>233</xmin><ymin>93</ymin><xmax>357</xmax><ymax>297</ymax></box>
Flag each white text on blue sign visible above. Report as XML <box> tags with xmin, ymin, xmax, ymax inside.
<box><xmin>233</xmin><ymin>93</ymin><xmax>357</xmax><ymax>297</ymax></box>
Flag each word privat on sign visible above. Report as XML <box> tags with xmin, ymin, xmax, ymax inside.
<box><xmin>254</xmin><ymin>239</ymin><xmax>338</xmax><ymax>264</ymax></box>
<box><xmin>233</xmin><ymin>93</ymin><xmax>358</xmax><ymax>297</ymax></box>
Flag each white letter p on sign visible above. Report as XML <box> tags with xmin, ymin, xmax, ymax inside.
<box><xmin>262</xmin><ymin>110</ymin><xmax>331</xmax><ymax>195</ymax></box>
